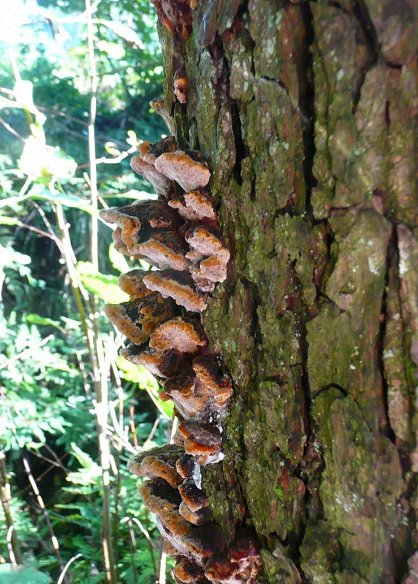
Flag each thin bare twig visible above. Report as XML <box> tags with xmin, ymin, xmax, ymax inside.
<box><xmin>22</xmin><ymin>454</ymin><xmax>67</xmax><ymax>579</ymax></box>
<box><xmin>57</xmin><ymin>553</ymin><xmax>83</xmax><ymax>584</ymax></box>
<box><xmin>0</xmin><ymin>452</ymin><xmax>22</xmax><ymax>565</ymax></box>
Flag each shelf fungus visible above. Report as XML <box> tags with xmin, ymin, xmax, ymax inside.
<box><xmin>120</xmin><ymin>343</ymin><xmax>184</xmax><ymax>379</ymax></box>
<box><xmin>168</xmin><ymin>189</ymin><xmax>217</xmax><ymax>222</ymax></box>
<box><xmin>101</xmin><ymin>61</ymin><xmax>260</xmax><ymax>580</ymax></box>
<box><xmin>100</xmin><ymin>200</ymin><xmax>181</xmax><ymax>251</ymax></box>
<box><xmin>174</xmin><ymin>421</ymin><xmax>223</xmax><ymax>465</ymax></box>
<box><xmin>100</xmin><ymin>201</ymin><xmax>191</xmax><ymax>270</ymax></box>
<box><xmin>118</xmin><ymin>269</ymin><xmax>155</xmax><ymax>300</ymax></box>
<box><xmin>143</xmin><ymin>269</ymin><xmax>207</xmax><ymax>312</ymax></box>
<box><xmin>149</xmin><ymin>318</ymin><xmax>207</xmax><ymax>354</ymax></box>
<box><xmin>138</xmin><ymin>135</ymin><xmax>177</xmax><ymax>165</ymax></box>
<box><xmin>130</xmin><ymin>155</ymin><xmax>172</xmax><ymax>195</ymax></box>
<box><xmin>104</xmin><ymin>293</ymin><xmax>175</xmax><ymax>345</ymax></box>
<box><xmin>127</xmin><ymin>444</ymin><xmax>183</xmax><ymax>488</ymax></box>
<box><xmin>173</xmin><ymin>558</ymin><xmax>210</xmax><ymax>583</ymax></box>
<box><xmin>154</xmin><ymin>151</ymin><xmax>211</xmax><ymax>192</ymax></box>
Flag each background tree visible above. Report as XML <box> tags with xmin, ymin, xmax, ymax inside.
<box><xmin>155</xmin><ymin>1</ymin><xmax>418</xmax><ymax>582</ymax></box>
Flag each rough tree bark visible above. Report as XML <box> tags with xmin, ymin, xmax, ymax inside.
<box><xmin>154</xmin><ymin>1</ymin><xmax>417</xmax><ymax>582</ymax></box>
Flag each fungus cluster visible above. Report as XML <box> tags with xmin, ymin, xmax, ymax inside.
<box><xmin>100</xmin><ymin>133</ymin><xmax>232</xmax><ymax>456</ymax></box>
<box><xmin>128</xmin><ymin>446</ymin><xmax>261</xmax><ymax>583</ymax></box>
<box><xmin>100</xmin><ymin>4</ymin><xmax>260</xmax><ymax>578</ymax></box>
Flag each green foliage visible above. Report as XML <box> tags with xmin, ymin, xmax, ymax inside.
<box><xmin>0</xmin><ymin>1</ymin><xmax>174</xmax><ymax>582</ymax></box>
<box><xmin>76</xmin><ymin>260</ymin><xmax>129</xmax><ymax>303</ymax></box>
<box><xmin>0</xmin><ymin>565</ymin><xmax>52</xmax><ymax>584</ymax></box>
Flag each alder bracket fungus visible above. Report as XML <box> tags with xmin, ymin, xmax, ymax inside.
<box><xmin>98</xmin><ymin>5</ymin><xmax>261</xmax><ymax>579</ymax></box>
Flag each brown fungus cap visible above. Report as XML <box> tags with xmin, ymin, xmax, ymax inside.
<box><xmin>179</xmin><ymin>501</ymin><xmax>211</xmax><ymax>526</ymax></box>
<box><xmin>118</xmin><ymin>270</ymin><xmax>155</xmax><ymax>300</ymax></box>
<box><xmin>176</xmin><ymin>453</ymin><xmax>195</xmax><ymax>480</ymax></box>
<box><xmin>163</xmin><ymin>373</ymin><xmax>206</xmax><ymax>420</ymax></box>
<box><xmin>128</xmin><ymin>444</ymin><xmax>183</xmax><ymax>488</ymax></box>
<box><xmin>120</xmin><ymin>343</ymin><xmax>183</xmax><ymax>378</ymax></box>
<box><xmin>112</xmin><ymin>228</ymin><xmax>145</xmax><ymax>260</ymax></box>
<box><xmin>197</xmin><ymin>250</ymin><xmax>230</xmax><ymax>284</ymax></box>
<box><xmin>104</xmin><ymin>293</ymin><xmax>174</xmax><ymax>345</ymax></box>
<box><xmin>184</xmin><ymin>190</ymin><xmax>216</xmax><ymax>220</ymax></box>
<box><xmin>178</xmin><ymin>478</ymin><xmax>208</xmax><ymax>512</ymax></box>
<box><xmin>193</xmin><ymin>356</ymin><xmax>233</xmax><ymax>407</ymax></box>
<box><xmin>184</xmin><ymin>224</ymin><xmax>224</xmax><ymax>256</ymax></box>
<box><xmin>112</xmin><ymin>227</ymin><xmax>128</xmax><ymax>255</ymax></box>
<box><xmin>175</xmin><ymin>421</ymin><xmax>223</xmax><ymax>460</ymax></box>
<box><xmin>204</xmin><ymin>557</ymin><xmax>240</xmax><ymax>583</ymax></box>
<box><xmin>185</xmin><ymin>248</ymin><xmax>204</xmax><ymax>263</ymax></box>
<box><xmin>172</xmin><ymin>558</ymin><xmax>210</xmax><ymax>583</ymax></box>
<box><xmin>143</xmin><ymin>270</ymin><xmax>207</xmax><ymax>313</ymax></box>
<box><xmin>139</xmin><ymin>135</ymin><xmax>177</xmax><ymax>165</ymax></box>
<box><xmin>135</xmin><ymin>230</ymin><xmax>190</xmax><ymax>271</ymax></box>
<box><xmin>100</xmin><ymin>200</ymin><xmax>181</xmax><ymax>252</ymax></box>
<box><xmin>149</xmin><ymin>318</ymin><xmax>207</xmax><ymax>354</ymax></box>
<box><xmin>189</xmin><ymin>270</ymin><xmax>218</xmax><ymax>293</ymax></box>
<box><xmin>168</xmin><ymin>190</ymin><xmax>216</xmax><ymax>222</ymax></box>
<box><xmin>164</xmin><ymin>540</ymin><xmax>182</xmax><ymax>559</ymax></box>
<box><xmin>158</xmin><ymin>520</ymin><xmax>226</xmax><ymax>563</ymax></box>
<box><xmin>154</xmin><ymin>151</ymin><xmax>210</xmax><ymax>193</ymax></box>
<box><xmin>140</xmin><ymin>480</ymin><xmax>191</xmax><ymax>538</ymax></box>
<box><xmin>204</xmin><ymin>534</ymin><xmax>261</xmax><ymax>584</ymax></box>
<box><xmin>130</xmin><ymin>155</ymin><xmax>172</xmax><ymax>195</ymax></box>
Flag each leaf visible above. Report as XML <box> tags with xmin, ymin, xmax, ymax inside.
<box><xmin>0</xmin><ymin>217</ymin><xmax>19</xmax><ymax>226</ymax></box>
<box><xmin>109</xmin><ymin>243</ymin><xmax>130</xmax><ymax>273</ymax></box>
<box><xmin>76</xmin><ymin>261</ymin><xmax>129</xmax><ymax>303</ymax></box>
<box><xmin>27</xmin><ymin>314</ymin><xmax>65</xmax><ymax>333</ymax></box>
<box><xmin>67</xmin><ymin>443</ymin><xmax>101</xmax><ymax>486</ymax></box>
<box><xmin>0</xmin><ymin>565</ymin><xmax>52</xmax><ymax>584</ymax></box>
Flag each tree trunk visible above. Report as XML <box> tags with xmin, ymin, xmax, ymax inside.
<box><xmin>155</xmin><ymin>1</ymin><xmax>417</xmax><ymax>582</ymax></box>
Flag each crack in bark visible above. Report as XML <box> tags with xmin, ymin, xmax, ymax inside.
<box><xmin>377</xmin><ymin>224</ymin><xmax>398</xmax><ymax>444</ymax></box>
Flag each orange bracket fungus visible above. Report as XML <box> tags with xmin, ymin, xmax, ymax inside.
<box><xmin>100</xmin><ymin>6</ymin><xmax>261</xmax><ymax>577</ymax></box>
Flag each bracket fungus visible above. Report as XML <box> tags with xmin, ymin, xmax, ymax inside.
<box><xmin>149</xmin><ymin>318</ymin><xmax>207</xmax><ymax>354</ymax></box>
<box><xmin>130</xmin><ymin>155</ymin><xmax>172</xmax><ymax>195</ymax></box>
<box><xmin>100</xmin><ymin>200</ymin><xmax>181</xmax><ymax>252</ymax></box>
<box><xmin>168</xmin><ymin>189</ymin><xmax>217</xmax><ymax>222</ymax></box>
<box><xmin>127</xmin><ymin>444</ymin><xmax>183</xmax><ymax>488</ymax></box>
<box><xmin>173</xmin><ymin>558</ymin><xmax>209</xmax><ymax>583</ymax></box>
<box><xmin>120</xmin><ymin>343</ymin><xmax>183</xmax><ymax>378</ymax></box>
<box><xmin>100</xmin><ymin>38</ymin><xmax>261</xmax><ymax>578</ymax></box>
<box><xmin>174</xmin><ymin>421</ymin><xmax>223</xmax><ymax>465</ymax></box>
<box><xmin>143</xmin><ymin>269</ymin><xmax>207</xmax><ymax>312</ymax></box>
<box><xmin>104</xmin><ymin>293</ymin><xmax>175</xmax><ymax>345</ymax></box>
<box><xmin>178</xmin><ymin>478</ymin><xmax>208</xmax><ymax>512</ymax></box>
<box><xmin>118</xmin><ymin>269</ymin><xmax>154</xmax><ymax>299</ymax></box>
<box><xmin>138</xmin><ymin>135</ymin><xmax>177</xmax><ymax>165</ymax></box>
<box><xmin>154</xmin><ymin>151</ymin><xmax>211</xmax><ymax>192</ymax></box>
